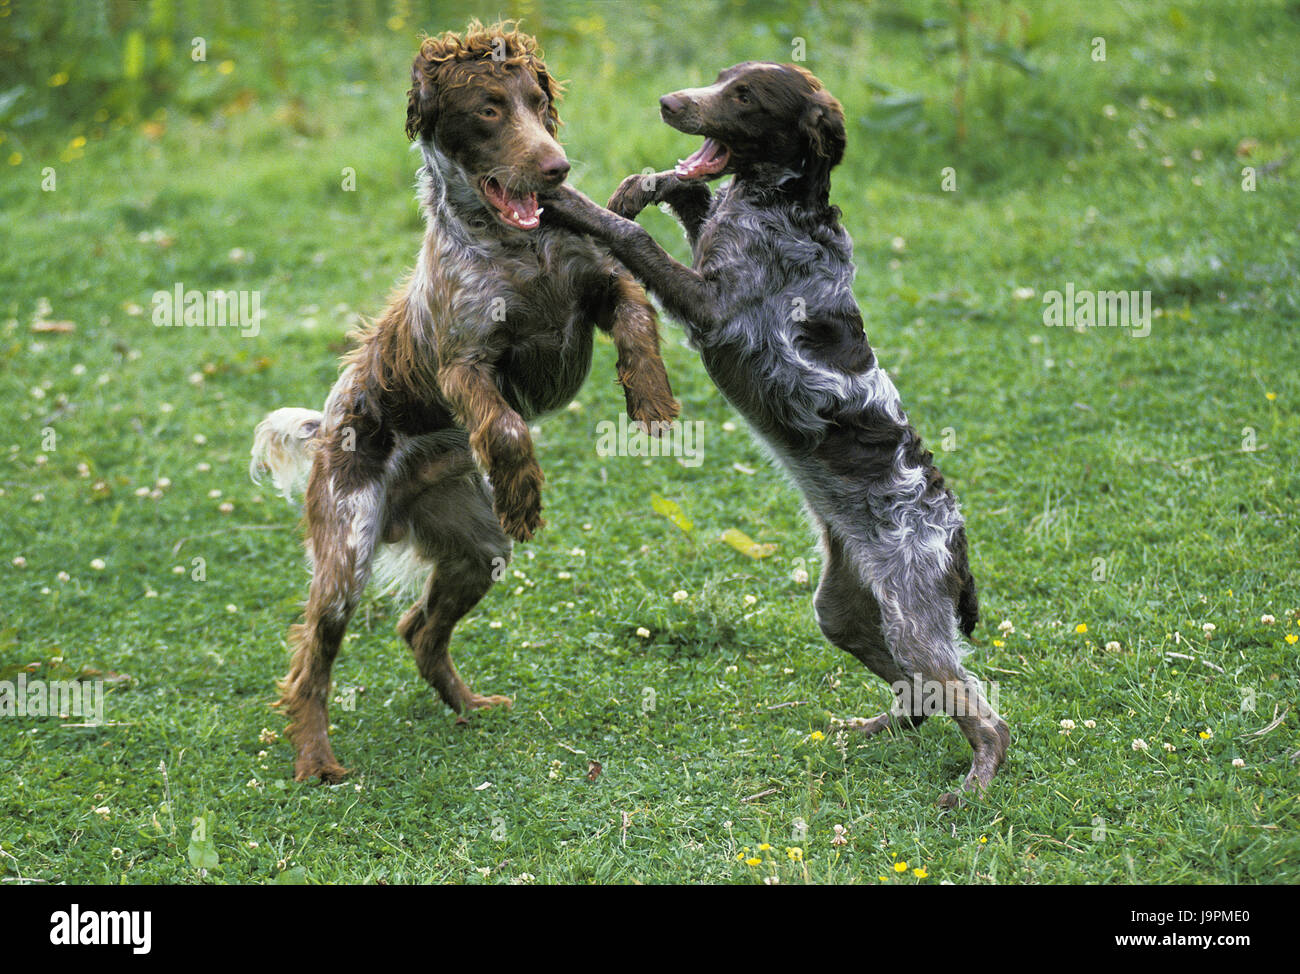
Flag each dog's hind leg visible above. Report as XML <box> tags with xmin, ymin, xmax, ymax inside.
<box><xmin>815</xmin><ymin>529</ymin><xmax>928</xmax><ymax>738</ymax></box>
<box><xmin>277</xmin><ymin>457</ymin><xmax>383</xmax><ymax>784</ymax></box>
<box><xmin>397</xmin><ymin>466</ymin><xmax>514</xmax><ymax>715</ymax></box>
<box><xmin>860</xmin><ymin>531</ymin><xmax>1009</xmax><ymax>807</ymax></box>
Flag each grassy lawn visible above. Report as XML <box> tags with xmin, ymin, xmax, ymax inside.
<box><xmin>1</xmin><ymin>0</ymin><xmax>1297</xmax><ymax>884</ymax></box>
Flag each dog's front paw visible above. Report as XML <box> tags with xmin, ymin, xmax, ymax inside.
<box><xmin>538</xmin><ymin>184</ymin><xmax>594</xmax><ymax>230</ymax></box>
<box><xmin>622</xmin><ymin>366</ymin><xmax>680</xmax><ymax>436</ymax></box>
<box><xmin>492</xmin><ymin>460</ymin><xmax>545</xmax><ymax>542</ymax></box>
<box><xmin>608</xmin><ymin>172</ymin><xmax>664</xmax><ymax>219</ymax></box>
<box><xmin>627</xmin><ymin>395</ymin><xmax>681</xmax><ymax>436</ymax></box>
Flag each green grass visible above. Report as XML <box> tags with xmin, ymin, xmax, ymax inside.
<box><xmin>1</xmin><ymin>0</ymin><xmax>1297</xmax><ymax>884</ymax></box>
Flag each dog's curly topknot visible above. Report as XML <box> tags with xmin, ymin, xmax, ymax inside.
<box><xmin>405</xmin><ymin>19</ymin><xmax>563</xmax><ymax>141</ymax></box>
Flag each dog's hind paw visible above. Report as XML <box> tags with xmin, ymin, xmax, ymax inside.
<box><xmin>830</xmin><ymin>712</ymin><xmax>894</xmax><ymax>737</ymax></box>
<box><xmin>937</xmin><ymin>790</ymin><xmax>963</xmax><ymax>809</ymax></box>
<box><xmin>466</xmin><ymin>692</ymin><xmax>513</xmax><ymax>711</ymax></box>
<box><xmin>294</xmin><ymin>755</ymin><xmax>350</xmax><ymax>784</ymax></box>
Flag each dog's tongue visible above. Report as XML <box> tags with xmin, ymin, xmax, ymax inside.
<box><xmin>675</xmin><ymin>138</ymin><xmax>729</xmax><ymax>179</ymax></box>
<box><xmin>484</xmin><ymin>179</ymin><xmax>541</xmax><ymax>230</ymax></box>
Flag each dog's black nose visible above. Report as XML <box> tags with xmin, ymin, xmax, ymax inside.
<box><xmin>540</xmin><ymin>156</ymin><xmax>571</xmax><ymax>182</ymax></box>
<box><xmin>660</xmin><ymin>92</ymin><xmax>687</xmax><ymax>115</ymax></box>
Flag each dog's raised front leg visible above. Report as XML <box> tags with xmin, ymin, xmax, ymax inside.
<box><xmin>438</xmin><ymin>357</ymin><xmax>544</xmax><ymax>542</ymax></box>
<box><xmin>600</xmin><ymin>270</ymin><xmax>680</xmax><ymax>432</ymax></box>
<box><xmin>542</xmin><ymin>185</ymin><xmax>718</xmax><ymax>337</ymax></box>
<box><xmin>608</xmin><ymin>170</ymin><xmax>712</xmax><ymax>248</ymax></box>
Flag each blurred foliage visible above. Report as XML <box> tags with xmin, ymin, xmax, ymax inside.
<box><xmin>0</xmin><ymin>0</ymin><xmax>1296</xmax><ymax>186</ymax></box>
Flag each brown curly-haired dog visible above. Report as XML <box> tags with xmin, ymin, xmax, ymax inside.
<box><xmin>250</xmin><ymin>20</ymin><xmax>678</xmax><ymax>783</ymax></box>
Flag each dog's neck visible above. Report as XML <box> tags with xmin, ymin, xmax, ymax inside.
<box><xmin>417</xmin><ymin>142</ymin><xmax>526</xmax><ymax>250</ymax></box>
<box><xmin>727</xmin><ymin>157</ymin><xmax>833</xmax><ymax>213</ymax></box>
<box><xmin>727</xmin><ymin>163</ymin><xmax>837</xmax><ymax>220</ymax></box>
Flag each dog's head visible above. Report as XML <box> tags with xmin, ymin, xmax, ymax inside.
<box><xmin>660</xmin><ymin>61</ymin><xmax>844</xmax><ymax>205</ymax></box>
<box><xmin>406</xmin><ymin>20</ymin><xmax>567</xmax><ymax>230</ymax></box>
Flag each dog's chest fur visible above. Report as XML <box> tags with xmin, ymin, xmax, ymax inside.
<box><xmin>419</xmin><ymin>221</ymin><xmax>608</xmax><ymax>419</ymax></box>
<box><xmin>682</xmin><ymin>183</ymin><xmax>962</xmax><ymax>543</ymax></box>
<box><xmin>689</xmin><ymin>186</ymin><xmax>895</xmax><ymax>442</ymax></box>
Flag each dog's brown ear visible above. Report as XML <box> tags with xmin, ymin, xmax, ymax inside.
<box><xmin>406</xmin><ymin>38</ymin><xmax>440</xmax><ymax>141</ymax></box>
<box><xmin>798</xmin><ymin>88</ymin><xmax>845</xmax><ymax>203</ymax></box>
<box><xmin>531</xmin><ymin>58</ymin><xmax>565</xmax><ymax>133</ymax></box>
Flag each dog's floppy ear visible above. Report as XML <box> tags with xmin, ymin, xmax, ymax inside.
<box><xmin>798</xmin><ymin>88</ymin><xmax>845</xmax><ymax>204</ymax></box>
<box><xmin>530</xmin><ymin>57</ymin><xmax>564</xmax><ymax>133</ymax></box>
<box><xmin>406</xmin><ymin>37</ymin><xmax>441</xmax><ymax>141</ymax></box>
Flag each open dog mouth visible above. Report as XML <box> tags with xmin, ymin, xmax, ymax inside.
<box><xmin>481</xmin><ymin>177</ymin><xmax>542</xmax><ymax>230</ymax></box>
<box><xmin>674</xmin><ymin>138</ymin><xmax>730</xmax><ymax>179</ymax></box>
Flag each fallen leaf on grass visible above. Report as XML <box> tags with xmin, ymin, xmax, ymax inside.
<box><xmin>650</xmin><ymin>493</ymin><xmax>693</xmax><ymax>533</ymax></box>
<box><xmin>720</xmin><ymin>528</ymin><xmax>776</xmax><ymax>558</ymax></box>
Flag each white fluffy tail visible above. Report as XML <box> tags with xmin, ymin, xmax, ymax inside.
<box><xmin>250</xmin><ymin>407</ymin><xmax>324</xmax><ymax>501</ymax></box>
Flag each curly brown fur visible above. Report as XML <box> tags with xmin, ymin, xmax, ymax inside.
<box><xmin>252</xmin><ymin>21</ymin><xmax>677</xmax><ymax>783</ymax></box>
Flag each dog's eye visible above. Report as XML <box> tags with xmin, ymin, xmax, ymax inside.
<box><xmin>734</xmin><ymin>86</ymin><xmax>751</xmax><ymax>104</ymax></box>
<box><xmin>479</xmin><ymin>106</ymin><xmax>499</xmax><ymax>120</ymax></box>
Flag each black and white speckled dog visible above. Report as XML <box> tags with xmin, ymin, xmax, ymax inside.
<box><xmin>541</xmin><ymin>61</ymin><xmax>1008</xmax><ymax>804</ymax></box>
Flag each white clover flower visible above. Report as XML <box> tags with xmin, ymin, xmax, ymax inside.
<box><xmin>672</xmin><ymin>590</ymin><xmax>689</xmax><ymax>603</ymax></box>
<box><xmin>635</xmin><ymin>627</ymin><xmax>651</xmax><ymax>639</ymax></box>
<box><xmin>1132</xmin><ymin>738</ymin><xmax>1149</xmax><ymax>752</ymax></box>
